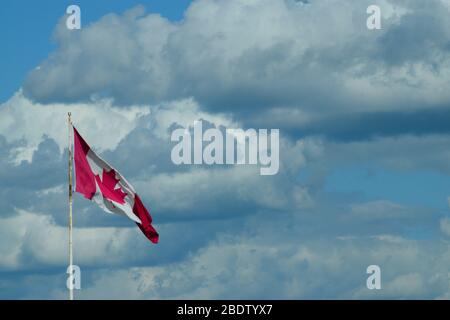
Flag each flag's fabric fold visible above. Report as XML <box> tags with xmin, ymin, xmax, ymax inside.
<box><xmin>73</xmin><ymin>126</ymin><xmax>159</xmax><ymax>244</ymax></box>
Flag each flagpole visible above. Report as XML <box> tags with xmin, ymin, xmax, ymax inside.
<box><xmin>68</xmin><ymin>112</ymin><xmax>74</xmax><ymax>301</ymax></box>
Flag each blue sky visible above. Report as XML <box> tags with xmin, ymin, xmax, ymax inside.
<box><xmin>1</xmin><ymin>0</ymin><xmax>450</xmax><ymax>300</ymax></box>
<box><xmin>325</xmin><ymin>167</ymin><xmax>450</xmax><ymax>209</ymax></box>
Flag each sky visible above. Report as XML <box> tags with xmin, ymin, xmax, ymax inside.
<box><xmin>1</xmin><ymin>0</ymin><xmax>450</xmax><ymax>299</ymax></box>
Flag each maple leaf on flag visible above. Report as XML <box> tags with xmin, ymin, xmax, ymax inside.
<box><xmin>94</xmin><ymin>169</ymin><xmax>127</xmax><ymax>204</ymax></box>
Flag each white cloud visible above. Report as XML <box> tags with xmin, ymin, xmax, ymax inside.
<box><xmin>0</xmin><ymin>92</ymin><xmax>149</xmax><ymax>163</ymax></box>
<box><xmin>0</xmin><ymin>210</ymin><xmax>148</xmax><ymax>271</ymax></box>
<box><xmin>349</xmin><ymin>200</ymin><xmax>411</xmax><ymax>220</ymax></box>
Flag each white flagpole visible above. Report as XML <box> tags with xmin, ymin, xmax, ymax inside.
<box><xmin>68</xmin><ymin>112</ymin><xmax>74</xmax><ymax>301</ymax></box>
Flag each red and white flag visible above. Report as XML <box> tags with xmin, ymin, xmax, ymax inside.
<box><xmin>73</xmin><ymin>126</ymin><xmax>159</xmax><ymax>244</ymax></box>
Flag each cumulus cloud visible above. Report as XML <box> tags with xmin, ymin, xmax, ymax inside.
<box><xmin>0</xmin><ymin>210</ymin><xmax>137</xmax><ymax>270</ymax></box>
<box><xmin>0</xmin><ymin>92</ymin><xmax>149</xmax><ymax>162</ymax></box>
<box><xmin>23</xmin><ymin>1</ymin><xmax>450</xmax><ymax>116</ymax></box>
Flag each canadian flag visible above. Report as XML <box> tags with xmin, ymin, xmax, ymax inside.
<box><xmin>73</xmin><ymin>126</ymin><xmax>159</xmax><ymax>244</ymax></box>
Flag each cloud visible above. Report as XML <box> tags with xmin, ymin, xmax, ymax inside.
<box><xmin>322</xmin><ymin>135</ymin><xmax>450</xmax><ymax>174</ymax></box>
<box><xmin>262</xmin><ymin>107</ymin><xmax>450</xmax><ymax>142</ymax></box>
<box><xmin>0</xmin><ymin>210</ymin><xmax>135</xmax><ymax>270</ymax></box>
<box><xmin>19</xmin><ymin>0</ymin><xmax>450</xmax><ymax>148</ymax></box>
<box><xmin>349</xmin><ymin>200</ymin><xmax>419</xmax><ymax>220</ymax></box>
<box><xmin>23</xmin><ymin>1</ymin><xmax>450</xmax><ymax>119</ymax></box>
<box><xmin>29</xmin><ymin>232</ymin><xmax>450</xmax><ymax>299</ymax></box>
<box><xmin>0</xmin><ymin>92</ymin><xmax>149</xmax><ymax>162</ymax></box>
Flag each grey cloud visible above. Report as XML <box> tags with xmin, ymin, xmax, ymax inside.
<box><xmin>248</xmin><ymin>107</ymin><xmax>450</xmax><ymax>142</ymax></box>
<box><xmin>376</xmin><ymin>2</ymin><xmax>450</xmax><ymax>67</ymax></box>
<box><xmin>321</xmin><ymin>134</ymin><xmax>450</xmax><ymax>174</ymax></box>
<box><xmin>0</xmin><ymin>136</ymin><xmax>65</xmax><ymax>219</ymax></box>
